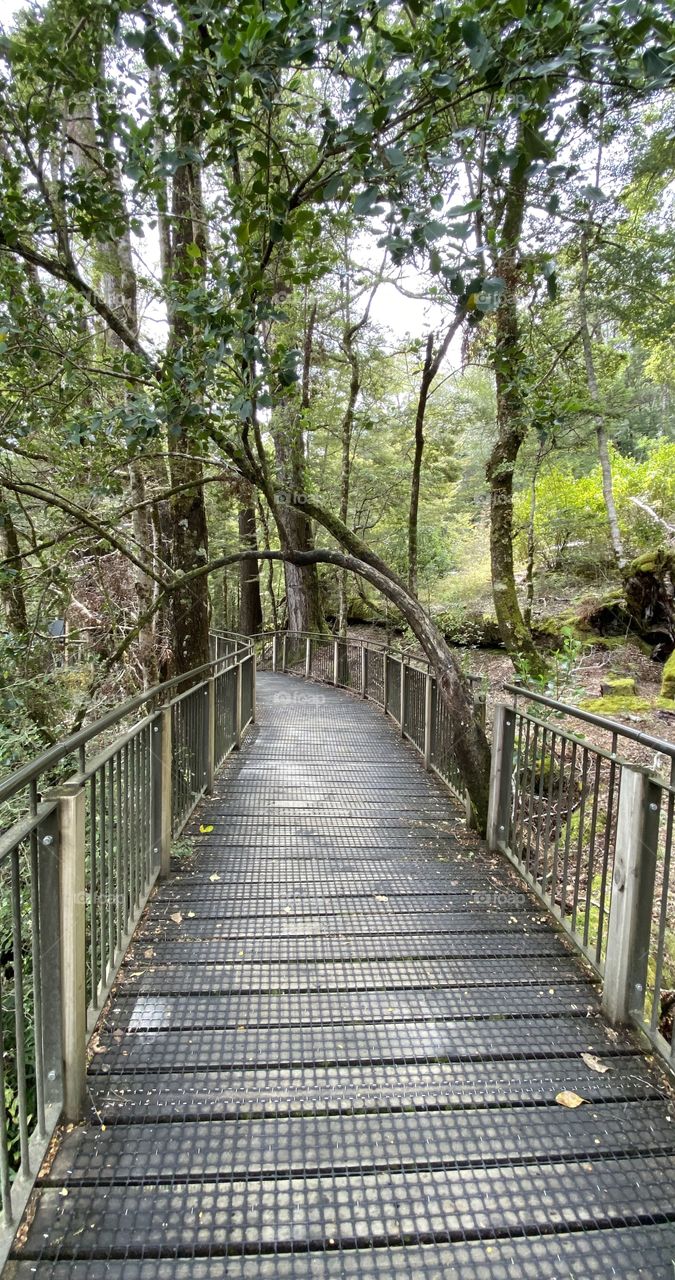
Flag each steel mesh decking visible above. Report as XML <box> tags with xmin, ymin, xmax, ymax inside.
<box><xmin>7</xmin><ymin>673</ymin><xmax>675</xmax><ymax>1278</ymax></box>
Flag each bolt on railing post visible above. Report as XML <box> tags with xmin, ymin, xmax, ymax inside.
<box><xmin>36</xmin><ymin>806</ymin><xmax>63</xmax><ymax>1111</ymax></box>
<box><xmin>473</xmin><ymin>690</ymin><xmax>487</xmax><ymax>731</ymax></box>
<box><xmin>205</xmin><ymin>678</ymin><xmax>216</xmax><ymax>795</ymax></box>
<box><xmin>603</xmin><ymin>767</ymin><xmax>661</xmax><ymax>1025</ymax></box>
<box><xmin>361</xmin><ymin>645</ymin><xmax>367</xmax><ymax>698</ymax></box>
<box><xmin>486</xmin><ymin>703</ymin><xmax>516</xmax><ymax>852</ymax></box>
<box><xmin>151</xmin><ymin>705</ymin><xmax>173</xmax><ymax>878</ymax></box>
<box><xmin>424</xmin><ymin>672</ymin><xmax>433</xmax><ymax>769</ymax></box>
<box><xmin>48</xmin><ymin>783</ymin><xmax>87</xmax><ymax>1123</ymax></box>
<box><xmin>383</xmin><ymin>653</ymin><xmax>389</xmax><ymax>715</ymax></box>
<box><xmin>272</xmin><ymin>633</ymin><xmax>277</xmax><ymax>673</ymax></box>
<box><xmin>400</xmin><ymin>658</ymin><xmax>406</xmax><ymax>736</ymax></box>
<box><xmin>234</xmin><ymin>660</ymin><xmax>243</xmax><ymax>750</ymax></box>
<box><xmin>305</xmin><ymin>636</ymin><xmax>311</xmax><ymax>679</ymax></box>
<box><xmin>333</xmin><ymin>639</ymin><xmax>339</xmax><ymax>686</ymax></box>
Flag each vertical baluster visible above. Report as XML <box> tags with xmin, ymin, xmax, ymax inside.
<box><xmin>107</xmin><ymin>758</ymin><xmax>115</xmax><ymax>968</ymax></box>
<box><xmin>29</xmin><ymin>825</ymin><xmax>46</xmax><ymax>1140</ymax></box>
<box><xmin>0</xmin><ymin>970</ymin><xmax>13</xmax><ymax>1227</ymax></box>
<box><xmin>10</xmin><ymin>847</ymin><xmax>30</xmax><ymax>1174</ymax></box>
<box><xmin>596</xmin><ymin>736</ymin><xmax>619</xmax><ymax>962</ymax></box>
<box><xmin>98</xmin><ymin>765</ymin><xmax>108</xmax><ymax>991</ymax></box>
<box><xmin>89</xmin><ymin>773</ymin><xmax>97</xmax><ymax>1010</ymax></box>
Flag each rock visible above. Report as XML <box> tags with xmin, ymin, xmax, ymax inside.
<box><xmin>662</xmin><ymin>650</ymin><xmax>675</xmax><ymax>701</ymax></box>
<box><xmin>600</xmin><ymin>677</ymin><xmax>637</xmax><ymax>697</ymax></box>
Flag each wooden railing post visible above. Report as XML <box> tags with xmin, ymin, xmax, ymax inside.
<box><xmin>205</xmin><ymin>678</ymin><xmax>216</xmax><ymax>794</ymax></box>
<box><xmin>151</xmin><ymin>706</ymin><xmax>172</xmax><ymax>878</ymax></box>
<box><xmin>424</xmin><ymin>672</ymin><xmax>433</xmax><ymax>770</ymax></box>
<box><xmin>603</xmin><ymin>768</ymin><xmax>660</xmax><ymax>1025</ymax></box>
<box><xmin>50</xmin><ymin>783</ymin><xmax>86</xmax><ymax>1123</ymax></box>
<box><xmin>486</xmin><ymin>703</ymin><xmax>516</xmax><ymax>852</ymax></box>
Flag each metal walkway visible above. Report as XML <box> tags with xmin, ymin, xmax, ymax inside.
<box><xmin>7</xmin><ymin>673</ymin><xmax>675</xmax><ymax>1278</ymax></box>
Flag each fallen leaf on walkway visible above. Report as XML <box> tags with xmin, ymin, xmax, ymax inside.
<box><xmin>210</xmin><ymin>873</ymin><xmax>221</xmax><ymax>882</ymax></box>
<box><xmin>187</xmin><ymin>911</ymin><xmax>196</xmax><ymax>918</ymax></box>
<box><xmin>555</xmin><ymin>1090</ymin><xmax>587</xmax><ymax>1109</ymax></box>
<box><xmin>374</xmin><ymin>894</ymin><xmax>388</xmax><ymax>902</ymax></box>
<box><xmin>199</xmin><ymin>825</ymin><xmax>214</xmax><ymax>833</ymax></box>
<box><xmin>170</xmin><ymin>912</ymin><xmax>182</xmax><ymax>925</ymax></box>
<box><xmin>581</xmin><ymin>1052</ymin><xmax>610</xmax><ymax>1074</ymax></box>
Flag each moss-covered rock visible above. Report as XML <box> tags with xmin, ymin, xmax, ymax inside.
<box><xmin>662</xmin><ymin>649</ymin><xmax>675</xmax><ymax>700</ymax></box>
<box><xmin>435</xmin><ymin>607</ymin><xmax>503</xmax><ymax>649</ymax></box>
<box><xmin>600</xmin><ymin>677</ymin><xmax>637</xmax><ymax>696</ymax></box>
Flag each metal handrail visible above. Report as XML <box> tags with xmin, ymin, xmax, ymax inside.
<box><xmin>0</xmin><ymin>631</ymin><xmax>253</xmax><ymax>806</ymax></box>
<box><xmin>0</xmin><ymin>629</ymin><xmax>256</xmax><ymax>1261</ymax></box>
<box><xmin>504</xmin><ymin>681</ymin><xmax>675</xmax><ymax>766</ymax></box>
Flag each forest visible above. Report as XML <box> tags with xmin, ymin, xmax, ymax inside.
<box><xmin>0</xmin><ymin>0</ymin><xmax>674</xmax><ymax>824</ymax></box>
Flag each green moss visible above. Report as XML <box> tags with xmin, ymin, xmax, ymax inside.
<box><xmin>661</xmin><ymin>650</ymin><xmax>675</xmax><ymax>701</ymax></box>
<box><xmin>600</xmin><ymin>677</ymin><xmax>636</xmax><ymax>695</ymax></box>
<box><xmin>579</xmin><ymin>694</ymin><xmax>675</xmax><ymax>714</ymax></box>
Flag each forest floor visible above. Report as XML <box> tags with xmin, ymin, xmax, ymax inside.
<box><xmin>348</xmin><ymin>624</ymin><xmax>675</xmax><ymax>776</ymax></box>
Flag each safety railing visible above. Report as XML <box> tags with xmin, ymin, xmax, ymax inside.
<box><xmin>0</xmin><ymin>630</ymin><xmax>254</xmax><ymax>1260</ymax></box>
<box><xmin>256</xmin><ymin>630</ymin><xmax>485</xmax><ymax>811</ymax></box>
<box><xmin>258</xmin><ymin>628</ymin><xmax>675</xmax><ymax>1074</ymax></box>
<box><xmin>488</xmin><ymin>686</ymin><xmax>675</xmax><ymax>1070</ymax></box>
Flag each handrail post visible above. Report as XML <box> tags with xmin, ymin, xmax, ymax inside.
<box><xmin>400</xmin><ymin>658</ymin><xmax>406</xmax><ymax>736</ymax></box>
<box><xmin>251</xmin><ymin>653</ymin><xmax>257</xmax><ymax>723</ymax></box>
<box><xmin>36</xmin><ymin>805</ymin><xmax>63</xmax><ymax>1110</ymax></box>
<box><xmin>151</xmin><ymin>705</ymin><xmax>172</xmax><ymax>878</ymax></box>
<box><xmin>424</xmin><ymin>672</ymin><xmax>433</xmax><ymax>769</ymax></box>
<box><xmin>234</xmin><ymin>660</ymin><xmax>243</xmax><ymax>749</ymax></box>
<box><xmin>603</xmin><ymin>767</ymin><xmax>660</xmax><ymax>1024</ymax></box>
<box><xmin>205</xmin><ymin>678</ymin><xmax>216</xmax><ymax>795</ymax></box>
<box><xmin>272</xmin><ymin>633</ymin><xmax>277</xmax><ymax>673</ymax></box>
<box><xmin>282</xmin><ymin>633</ymin><xmax>287</xmax><ymax>672</ymax></box>
<box><xmin>361</xmin><ymin>644</ymin><xmax>367</xmax><ymax>698</ymax></box>
<box><xmin>305</xmin><ymin>636</ymin><xmax>311</xmax><ymax>679</ymax></box>
<box><xmin>333</xmin><ymin>639</ymin><xmax>339</xmax><ymax>686</ymax></box>
<box><xmin>383</xmin><ymin>653</ymin><xmax>389</xmax><ymax>715</ymax></box>
<box><xmin>473</xmin><ymin>690</ymin><xmax>487</xmax><ymax>732</ymax></box>
<box><xmin>486</xmin><ymin>703</ymin><xmax>516</xmax><ymax>852</ymax></box>
<box><xmin>49</xmin><ymin>783</ymin><xmax>87</xmax><ymax>1123</ymax></box>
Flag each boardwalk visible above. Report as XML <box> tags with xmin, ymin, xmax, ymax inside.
<box><xmin>6</xmin><ymin>672</ymin><xmax>675</xmax><ymax>1277</ymax></box>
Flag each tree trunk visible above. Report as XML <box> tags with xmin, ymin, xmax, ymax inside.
<box><xmin>272</xmin><ymin>407</ymin><xmax>325</xmax><ymax>635</ymax></box>
<box><xmin>486</xmin><ymin>166</ymin><xmax>546</xmax><ymax>676</ymax></box>
<box><xmin>129</xmin><ymin>462</ymin><xmax>158</xmax><ymax>688</ymax></box>
<box><xmin>238</xmin><ymin>499</ymin><xmax>263</xmax><ymax>634</ymax></box>
<box><xmin>408</xmin><ymin>333</ymin><xmax>434</xmax><ymax>595</ymax></box>
<box><xmin>579</xmin><ymin>230</ymin><xmax>626</xmax><ymax>571</ymax></box>
<box><xmin>165</xmin><ymin>154</ymin><xmax>211</xmax><ymax>672</ymax></box>
<box><xmin>0</xmin><ymin>498</ymin><xmax>28</xmax><ymax>635</ymax></box>
<box><xmin>337</xmin><ymin>316</ymin><xmax>361</xmax><ymax>636</ymax></box>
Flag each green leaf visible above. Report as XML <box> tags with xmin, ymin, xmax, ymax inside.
<box><xmin>509</xmin><ymin>0</ymin><xmax>527</xmax><ymax>16</ymax></box>
<box><xmin>354</xmin><ymin>187</ymin><xmax>381</xmax><ymax>216</ymax></box>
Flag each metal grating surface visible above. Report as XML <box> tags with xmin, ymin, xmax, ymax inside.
<box><xmin>7</xmin><ymin>672</ymin><xmax>675</xmax><ymax>1277</ymax></box>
